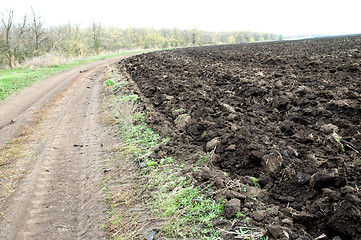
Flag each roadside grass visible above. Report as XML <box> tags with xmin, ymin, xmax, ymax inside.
<box><xmin>0</xmin><ymin>50</ymin><xmax>153</xmax><ymax>102</ymax></box>
<box><xmin>101</xmin><ymin>70</ymin><xmax>225</xmax><ymax>239</ymax></box>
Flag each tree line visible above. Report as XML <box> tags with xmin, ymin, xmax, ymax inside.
<box><xmin>1</xmin><ymin>9</ymin><xmax>281</xmax><ymax>69</ymax></box>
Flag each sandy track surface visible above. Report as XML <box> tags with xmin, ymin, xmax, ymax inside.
<box><xmin>0</xmin><ymin>56</ymin><xmax>128</xmax><ymax>239</ymax></box>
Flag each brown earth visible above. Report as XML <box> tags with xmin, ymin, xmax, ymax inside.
<box><xmin>0</xmin><ymin>56</ymin><xmax>132</xmax><ymax>239</ymax></box>
<box><xmin>119</xmin><ymin>35</ymin><xmax>361</xmax><ymax>239</ymax></box>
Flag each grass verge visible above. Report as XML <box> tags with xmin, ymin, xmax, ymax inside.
<box><xmin>0</xmin><ymin>50</ymin><xmax>154</xmax><ymax>102</ymax></box>
<box><xmin>101</xmin><ymin>69</ymin><xmax>225</xmax><ymax>239</ymax></box>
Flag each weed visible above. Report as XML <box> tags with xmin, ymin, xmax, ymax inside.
<box><xmin>236</xmin><ymin>212</ymin><xmax>251</xmax><ymax>223</ymax></box>
<box><xmin>251</xmin><ymin>176</ymin><xmax>260</xmax><ymax>187</ymax></box>
<box><xmin>145</xmin><ymin>159</ymin><xmax>158</xmax><ymax>167</ymax></box>
<box><xmin>201</xmin><ymin>132</ymin><xmax>207</xmax><ymax>139</ymax></box>
<box><xmin>160</xmin><ymin>157</ymin><xmax>174</xmax><ymax>165</ymax></box>
<box><xmin>196</xmin><ymin>152</ymin><xmax>212</xmax><ymax>166</ymax></box>
<box><xmin>332</xmin><ymin>131</ymin><xmax>345</xmax><ymax>152</ymax></box>
<box><xmin>172</xmin><ymin>108</ymin><xmax>185</xmax><ymax>116</ymax></box>
<box><xmin>100</xmin><ymin>223</ymin><xmax>106</xmax><ymax>230</ymax></box>
<box><xmin>235</xmin><ymin>226</ymin><xmax>267</xmax><ymax>240</ymax></box>
<box><xmin>102</xmin><ymin>179</ymin><xmax>112</xmax><ymax>200</ymax></box>
<box><xmin>104</xmin><ymin>78</ymin><xmax>116</xmax><ymax>87</ymax></box>
<box><xmin>236</xmin><ymin>211</ymin><xmax>245</xmax><ymax>219</ymax></box>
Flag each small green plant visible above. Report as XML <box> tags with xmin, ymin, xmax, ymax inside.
<box><xmin>160</xmin><ymin>157</ymin><xmax>174</xmax><ymax>165</ymax></box>
<box><xmin>118</xmin><ymin>93</ymin><xmax>139</xmax><ymax>103</ymax></box>
<box><xmin>251</xmin><ymin>176</ymin><xmax>260</xmax><ymax>187</ymax></box>
<box><xmin>172</xmin><ymin>108</ymin><xmax>185</xmax><ymax>116</ymax></box>
<box><xmin>332</xmin><ymin>132</ymin><xmax>345</xmax><ymax>152</ymax></box>
<box><xmin>100</xmin><ymin>223</ymin><xmax>106</xmax><ymax>230</ymax></box>
<box><xmin>104</xmin><ymin>78</ymin><xmax>116</xmax><ymax>87</ymax></box>
<box><xmin>196</xmin><ymin>152</ymin><xmax>211</xmax><ymax>166</ymax></box>
<box><xmin>145</xmin><ymin>160</ymin><xmax>158</xmax><ymax>167</ymax></box>
<box><xmin>201</xmin><ymin>132</ymin><xmax>207</xmax><ymax>139</ymax></box>
<box><xmin>102</xmin><ymin>179</ymin><xmax>112</xmax><ymax>200</ymax></box>
<box><xmin>236</xmin><ymin>227</ymin><xmax>252</xmax><ymax>240</ymax></box>
<box><xmin>235</xmin><ymin>226</ymin><xmax>267</xmax><ymax>240</ymax></box>
<box><xmin>236</xmin><ymin>211</ymin><xmax>245</xmax><ymax>219</ymax></box>
<box><xmin>236</xmin><ymin>212</ymin><xmax>251</xmax><ymax>223</ymax></box>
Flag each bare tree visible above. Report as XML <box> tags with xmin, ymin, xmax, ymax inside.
<box><xmin>13</xmin><ymin>14</ymin><xmax>27</xmax><ymax>64</ymax></box>
<box><xmin>30</xmin><ymin>7</ymin><xmax>48</xmax><ymax>56</ymax></box>
<box><xmin>1</xmin><ymin>9</ymin><xmax>14</xmax><ymax>68</ymax></box>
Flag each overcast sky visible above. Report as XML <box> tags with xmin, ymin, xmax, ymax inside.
<box><xmin>1</xmin><ymin>0</ymin><xmax>360</xmax><ymax>36</ymax></box>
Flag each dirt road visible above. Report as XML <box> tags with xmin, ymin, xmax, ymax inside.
<box><xmin>0</xmin><ymin>56</ymin><xmax>128</xmax><ymax>239</ymax></box>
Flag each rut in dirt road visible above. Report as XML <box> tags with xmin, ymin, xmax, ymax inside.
<box><xmin>0</xmin><ymin>60</ymin><xmax>120</xmax><ymax>239</ymax></box>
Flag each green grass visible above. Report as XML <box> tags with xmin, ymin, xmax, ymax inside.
<box><xmin>0</xmin><ymin>50</ymin><xmax>152</xmax><ymax>102</ymax></box>
<box><xmin>104</xmin><ymin>72</ymin><xmax>225</xmax><ymax>239</ymax></box>
<box><xmin>0</xmin><ymin>66</ymin><xmax>60</xmax><ymax>101</ymax></box>
<box><xmin>151</xmin><ymin>172</ymin><xmax>224</xmax><ymax>239</ymax></box>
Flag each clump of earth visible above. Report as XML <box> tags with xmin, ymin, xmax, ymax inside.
<box><xmin>117</xmin><ymin>35</ymin><xmax>361</xmax><ymax>239</ymax></box>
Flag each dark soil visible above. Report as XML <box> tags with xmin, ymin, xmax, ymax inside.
<box><xmin>118</xmin><ymin>35</ymin><xmax>361</xmax><ymax>240</ymax></box>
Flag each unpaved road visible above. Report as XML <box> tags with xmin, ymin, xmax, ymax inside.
<box><xmin>0</xmin><ymin>56</ymin><xmax>129</xmax><ymax>239</ymax></box>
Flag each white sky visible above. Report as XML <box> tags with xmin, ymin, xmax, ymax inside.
<box><xmin>1</xmin><ymin>0</ymin><xmax>360</xmax><ymax>36</ymax></box>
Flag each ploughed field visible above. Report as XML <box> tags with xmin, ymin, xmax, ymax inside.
<box><xmin>119</xmin><ymin>36</ymin><xmax>361</xmax><ymax>239</ymax></box>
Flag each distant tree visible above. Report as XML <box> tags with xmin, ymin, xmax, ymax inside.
<box><xmin>12</xmin><ymin>14</ymin><xmax>27</xmax><ymax>64</ymax></box>
<box><xmin>30</xmin><ymin>7</ymin><xmax>48</xmax><ymax>56</ymax></box>
<box><xmin>1</xmin><ymin>9</ymin><xmax>14</xmax><ymax>68</ymax></box>
<box><xmin>244</xmin><ymin>31</ymin><xmax>252</xmax><ymax>42</ymax></box>
<box><xmin>124</xmin><ymin>26</ymin><xmax>136</xmax><ymax>49</ymax></box>
<box><xmin>170</xmin><ymin>28</ymin><xmax>182</xmax><ymax>47</ymax></box>
<box><xmin>264</xmin><ymin>33</ymin><xmax>271</xmax><ymax>41</ymax></box>
<box><xmin>228</xmin><ymin>35</ymin><xmax>236</xmax><ymax>44</ymax></box>
<box><xmin>253</xmin><ymin>32</ymin><xmax>261</xmax><ymax>41</ymax></box>
<box><xmin>103</xmin><ymin>26</ymin><xmax>123</xmax><ymax>52</ymax></box>
<box><xmin>0</xmin><ymin>9</ymin><xmax>282</xmax><ymax>69</ymax></box>
<box><xmin>70</xmin><ymin>24</ymin><xmax>86</xmax><ymax>55</ymax></box>
<box><xmin>91</xmin><ymin>22</ymin><xmax>102</xmax><ymax>54</ymax></box>
<box><xmin>234</xmin><ymin>32</ymin><xmax>246</xmax><ymax>43</ymax></box>
<box><xmin>192</xmin><ymin>27</ymin><xmax>200</xmax><ymax>46</ymax></box>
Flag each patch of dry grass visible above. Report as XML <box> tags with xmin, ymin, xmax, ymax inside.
<box><xmin>0</xmin><ymin>134</ymin><xmax>32</xmax><ymax>203</ymax></box>
<box><xmin>22</xmin><ymin>53</ymin><xmax>68</xmax><ymax>68</ymax></box>
<box><xmin>102</xmin><ymin>147</ymin><xmax>148</xmax><ymax>240</ymax></box>
<box><xmin>101</xmin><ymin>97</ymin><xmax>150</xmax><ymax>239</ymax></box>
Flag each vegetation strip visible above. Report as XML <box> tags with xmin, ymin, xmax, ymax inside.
<box><xmin>0</xmin><ymin>51</ymin><xmax>151</xmax><ymax>102</ymax></box>
<box><xmin>101</xmin><ymin>69</ymin><xmax>225</xmax><ymax>239</ymax></box>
